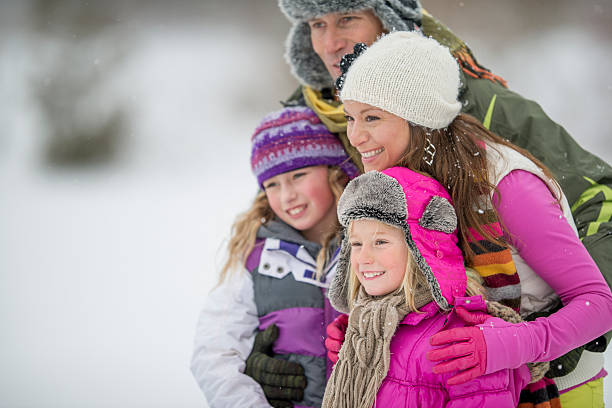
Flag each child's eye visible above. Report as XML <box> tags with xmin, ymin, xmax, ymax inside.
<box><xmin>350</xmin><ymin>241</ymin><xmax>362</xmax><ymax>247</ymax></box>
<box><xmin>344</xmin><ymin>114</ymin><xmax>354</xmax><ymax>122</ymax></box>
<box><xmin>292</xmin><ymin>172</ymin><xmax>307</xmax><ymax>180</ymax></box>
<box><xmin>365</xmin><ymin>115</ymin><xmax>380</xmax><ymax>122</ymax></box>
<box><xmin>263</xmin><ymin>182</ymin><xmax>277</xmax><ymax>190</ymax></box>
<box><xmin>375</xmin><ymin>239</ymin><xmax>388</xmax><ymax>245</ymax></box>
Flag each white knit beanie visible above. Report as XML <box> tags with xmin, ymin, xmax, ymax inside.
<box><xmin>340</xmin><ymin>31</ymin><xmax>462</xmax><ymax>130</ymax></box>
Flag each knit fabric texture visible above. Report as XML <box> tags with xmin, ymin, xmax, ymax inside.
<box><xmin>467</xmin><ymin>212</ymin><xmax>522</xmax><ymax>312</ymax></box>
<box><xmin>329</xmin><ymin>166</ymin><xmax>466</xmax><ymax>314</ymax></box>
<box><xmin>250</xmin><ymin>106</ymin><xmax>359</xmax><ymax>187</ymax></box>
<box><xmin>278</xmin><ymin>0</ymin><xmax>421</xmax><ymax>90</ymax></box>
<box><xmin>322</xmin><ymin>285</ymin><xmax>432</xmax><ymax>408</ymax></box>
<box><xmin>340</xmin><ymin>31</ymin><xmax>462</xmax><ymax>129</ymax></box>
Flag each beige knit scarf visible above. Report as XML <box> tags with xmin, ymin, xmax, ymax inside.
<box><xmin>322</xmin><ymin>285</ymin><xmax>432</xmax><ymax>408</ymax></box>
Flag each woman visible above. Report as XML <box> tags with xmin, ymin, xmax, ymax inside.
<box><xmin>327</xmin><ymin>31</ymin><xmax>612</xmax><ymax>407</ymax></box>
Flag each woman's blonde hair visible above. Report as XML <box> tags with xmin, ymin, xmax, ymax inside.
<box><xmin>217</xmin><ymin>166</ymin><xmax>348</xmax><ymax>285</ymax></box>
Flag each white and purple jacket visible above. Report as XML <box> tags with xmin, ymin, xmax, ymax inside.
<box><xmin>191</xmin><ymin>220</ymin><xmax>341</xmax><ymax>408</ymax></box>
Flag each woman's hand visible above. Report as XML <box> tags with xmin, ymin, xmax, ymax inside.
<box><xmin>426</xmin><ymin>306</ymin><xmax>488</xmax><ymax>385</ymax></box>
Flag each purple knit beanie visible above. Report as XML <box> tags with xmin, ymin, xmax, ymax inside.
<box><xmin>251</xmin><ymin>106</ymin><xmax>359</xmax><ymax>187</ymax></box>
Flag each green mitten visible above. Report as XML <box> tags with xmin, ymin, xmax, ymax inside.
<box><xmin>585</xmin><ymin>334</ymin><xmax>608</xmax><ymax>353</ymax></box>
<box><xmin>245</xmin><ymin>324</ymin><xmax>307</xmax><ymax>406</ymax></box>
<box><xmin>268</xmin><ymin>400</ymin><xmax>294</xmax><ymax>408</ymax></box>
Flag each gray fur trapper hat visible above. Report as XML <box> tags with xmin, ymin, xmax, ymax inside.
<box><xmin>329</xmin><ymin>166</ymin><xmax>466</xmax><ymax>314</ymax></box>
<box><xmin>278</xmin><ymin>0</ymin><xmax>422</xmax><ymax>90</ymax></box>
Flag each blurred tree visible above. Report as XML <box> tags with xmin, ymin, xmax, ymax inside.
<box><xmin>30</xmin><ymin>0</ymin><xmax>128</xmax><ymax>166</ymax></box>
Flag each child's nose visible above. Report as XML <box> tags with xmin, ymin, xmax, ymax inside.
<box><xmin>281</xmin><ymin>184</ymin><xmax>297</xmax><ymax>202</ymax></box>
<box><xmin>358</xmin><ymin>246</ymin><xmax>373</xmax><ymax>264</ymax></box>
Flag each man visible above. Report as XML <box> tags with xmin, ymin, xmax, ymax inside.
<box><xmin>279</xmin><ymin>0</ymin><xmax>612</xmax><ymax>405</ymax></box>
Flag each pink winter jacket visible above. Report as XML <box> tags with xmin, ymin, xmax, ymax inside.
<box><xmin>374</xmin><ymin>296</ymin><xmax>530</xmax><ymax>408</ymax></box>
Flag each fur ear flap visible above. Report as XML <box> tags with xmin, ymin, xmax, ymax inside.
<box><xmin>327</xmin><ymin>236</ymin><xmax>351</xmax><ymax>314</ymax></box>
<box><xmin>418</xmin><ymin>196</ymin><xmax>457</xmax><ymax>233</ymax></box>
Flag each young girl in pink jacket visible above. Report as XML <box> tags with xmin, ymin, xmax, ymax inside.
<box><xmin>322</xmin><ymin>166</ymin><xmax>536</xmax><ymax>407</ymax></box>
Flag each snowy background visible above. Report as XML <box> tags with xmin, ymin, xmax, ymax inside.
<box><xmin>0</xmin><ymin>1</ymin><xmax>610</xmax><ymax>407</ymax></box>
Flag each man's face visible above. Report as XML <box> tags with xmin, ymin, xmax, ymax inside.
<box><xmin>308</xmin><ymin>10</ymin><xmax>384</xmax><ymax>80</ymax></box>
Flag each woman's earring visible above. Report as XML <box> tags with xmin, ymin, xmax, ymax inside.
<box><xmin>423</xmin><ymin>138</ymin><xmax>436</xmax><ymax>166</ymax></box>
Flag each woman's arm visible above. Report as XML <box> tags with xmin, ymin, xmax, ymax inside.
<box><xmin>482</xmin><ymin>169</ymin><xmax>612</xmax><ymax>373</ymax></box>
<box><xmin>190</xmin><ymin>270</ymin><xmax>271</xmax><ymax>408</ymax></box>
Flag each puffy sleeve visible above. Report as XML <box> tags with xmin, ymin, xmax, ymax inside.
<box><xmin>190</xmin><ymin>269</ymin><xmax>271</xmax><ymax>408</ymax></box>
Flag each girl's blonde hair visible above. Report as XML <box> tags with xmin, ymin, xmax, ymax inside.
<box><xmin>465</xmin><ymin>267</ymin><xmax>487</xmax><ymax>298</ymax></box>
<box><xmin>345</xmin><ymin>221</ymin><xmax>487</xmax><ymax>310</ymax></box>
<box><xmin>217</xmin><ymin>166</ymin><xmax>348</xmax><ymax>285</ymax></box>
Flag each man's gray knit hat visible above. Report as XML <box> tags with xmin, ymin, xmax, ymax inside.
<box><xmin>278</xmin><ymin>0</ymin><xmax>422</xmax><ymax>90</ymax></box>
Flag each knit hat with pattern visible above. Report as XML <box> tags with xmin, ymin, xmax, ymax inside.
<box><xmin>340</xmin><ymin>31</ymin><xmax>462</xmax><ymax>129</ymax></box>
<box><xmin>278</xmin><ymin>0</ymin><xmax>422</xmax><ymax>90</ymax></box>
<box><xmin>251</xmin><ymin>106</ymin><xmax>359</xmax><ymax>187</ymax></box>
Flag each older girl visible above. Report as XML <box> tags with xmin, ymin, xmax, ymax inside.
<box><xmin>190</xmin><ymin>106</ymin><xmax>358</xmax><ymax>407</ymax></box>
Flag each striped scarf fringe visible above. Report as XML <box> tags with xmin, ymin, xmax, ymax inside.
<box><xmin>518</xmin><ymin>377</ymin><xmax>561</xmax><ymax>408</ymax></box>
<box><xmin>466</xmin><ymin>213</ymin><xmax>522</xmax><ymax>312</ymax></box>
<box><xmin>322</xmin><ymin>286</ymin><xmax>431</xmax><ymax>408</ymax></box>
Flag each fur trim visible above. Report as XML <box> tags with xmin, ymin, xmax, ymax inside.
<box><xmin>279</xmin><ymin>0</ymin><xmax>379</xmax><ymax>22</ymax></box>
<box><xmin>419</xmin><ymin>196</ymin><xmax>457</xmax><ymax>233</ymax></box>
<box><xmin>285</xmin><ymin>22</ymin><xmax>333</xmax><ymax>91</ymax></box>
<box><xmin>279</xmin><ymin>0</ymin><xmax>422</xmax><ymax>90</ymax></box>
<box><xmin>328</xmin><ymin>236</ymin><xmax>352</xmax><ymax>313</ymax></box>
<box><xmin>332</xmin><ymin>170</ymin><xmax>451</xmax><ymax>312</ymax></box>
<box><xmin>337</xmin><ymin>171</ymin><xmax>406</xmax><ymax>227</ymax></box>
<box><xmin>371</xmin><ymin>0</ymin><xmax>421</xmax><ymax>31</ymax></box>
<box><xmin>403</xmin><ymin>228</ymin><xmax>450</xmax><ymax>310</ymax></box>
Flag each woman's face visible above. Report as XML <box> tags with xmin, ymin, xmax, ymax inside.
<box><xmin>344</xmin><ymin>100</ymin><xmax>411</xmax><ymax>172</ymax></box>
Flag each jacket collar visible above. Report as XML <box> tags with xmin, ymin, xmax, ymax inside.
<box><xmin>257</xmin><ymin>218</ymin><xmax>322</xmax><ymax>258</ymax></box>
